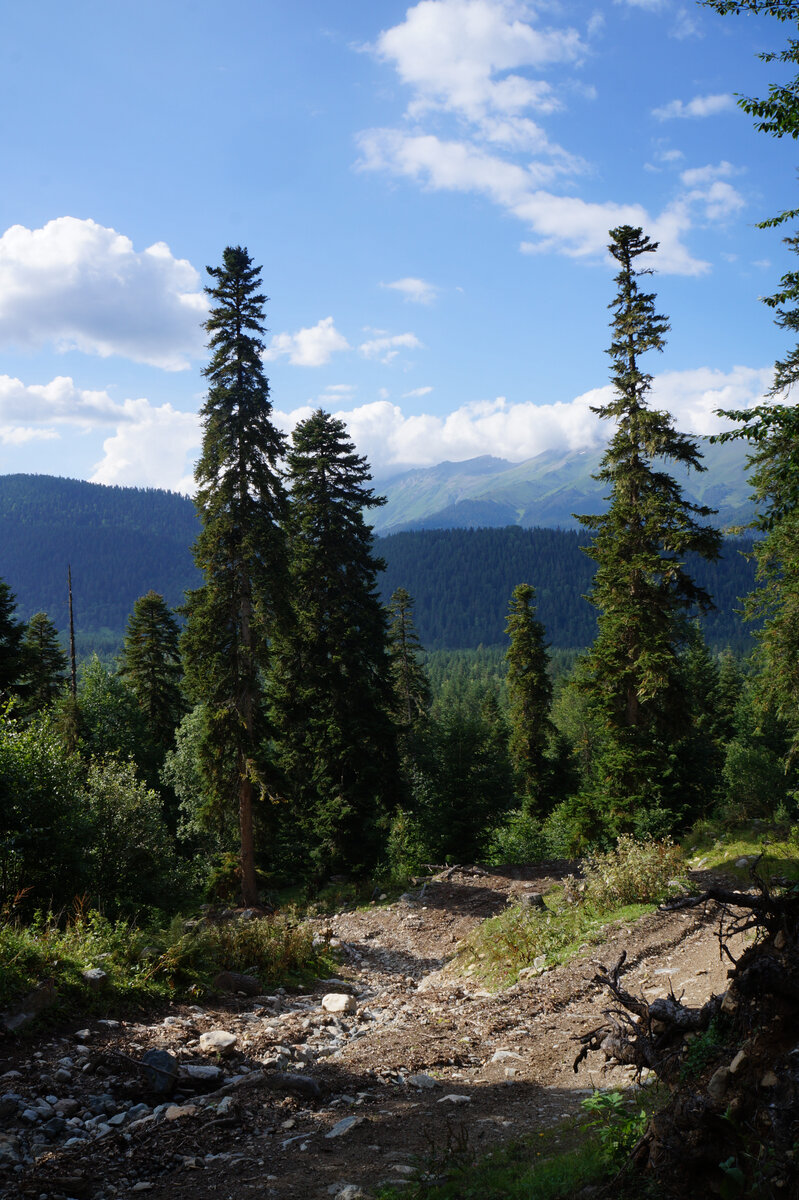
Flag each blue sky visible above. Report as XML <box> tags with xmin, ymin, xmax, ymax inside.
<box><xmin>0</xmin><ymin>0</ymin><xmax>794</xmax><ymax>490</ymax></box>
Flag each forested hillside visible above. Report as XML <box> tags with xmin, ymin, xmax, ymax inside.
<box><xmin>0</xmin><ymin>474</ymin><xmax>756</xmax><ymax>653</ymax></box>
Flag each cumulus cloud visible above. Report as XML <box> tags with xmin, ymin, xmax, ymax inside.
<box><xmin>0</xmin><ymin>373</ymin><xmax>201</xmax><ymax>492</ymax></box>
<box><xmin>360</xmin><ymin>129</ymin><xmax>709</xmax><ymax>274</ymax></box>
<box><xmin>272</xmin><ymin>365</ymin><xmax>771</xmax><ymax>477</ymax></box>
<box><xmin>359</xmin><ymin>332</ymin><xmax>423</xmax><ymax>363</ymax></box>
<box><xmin>373</xmin><ymin>0</ymin><xmax>584</xmax><ymax>145</ymax></box>
<box><xmin>676</xmin><ymin>162</ymin><xmax>746</xmax><ymax>222</ymax></box>
<box><xmin>263</xmin><ymin>316</ymin><xmax>350</xmax><ymax>367</ymax></box>
<box><xmin>383</xmin><ymin>277</ymin><xmax>439</xmax><ymax>304</ymax></box>
<box><xmin>0</xmin><ymin>218</ymin><xmax>207</xmax><ymax>370</ymax></box>
<box><xmin>653</xmin><ymin>93</ymin><xmax>736</xmax><ymax>121</ymax></box>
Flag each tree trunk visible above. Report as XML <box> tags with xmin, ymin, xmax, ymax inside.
<box><xmin>238</xmin><ymin>762</ymin><xmax>258</xmax><ymax>906</ymax></box>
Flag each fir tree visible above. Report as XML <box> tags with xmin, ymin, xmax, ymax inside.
<box><xmin>0</xmin><ymin>579</ymin><xmax>24</xmax><ymax>702</ymax></box>
<box><xmin>19</xmin><ymin>612</ymin><xmax>67</xmax><ymax>714</ymax></box>
<box><xmin>386</xmin><ymin>587</ymin><xmax>431</xmax><ymax>754</ymax></box>
<box><xmin>504</xmin><ymin>583</ymin><xmax>553</xmax><ymax>810</ymax></box>
<box><xmin>182</xmin><ymin>246</ymin><xmax>287</xmax><ymax>905</ymax></box>
<box><xmin>119</xmin><ymin>591</ymin><xmax>183</xmax><ymax>752</ymax></box>
<box><xmin>272</xmin><ymin>409</ymin><xmax>399</xmax><ymax>878</ymax></box>
<box><xmin>577</xmin><ymin>226</ymin><xmax>721</xmax><ymax>826</ymax></box>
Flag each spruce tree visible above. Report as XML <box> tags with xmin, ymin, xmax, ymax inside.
<box><xmin>386</xmin><ymin>587</ymin><xmax>431</xmax><ymax>752</ymax></box>
<box><xmin>504</xmin><ymin>583</ymin><xmax>553</xmax><ymax>810</ymax></box>
<box><xmin>578</xmin><ymin>226</ymin><xmax>721</xmax><ymax>827</ymax></box>
<box><xmin>120</xmin><ymin>591</ymin><xmax>183</xmax><ymax>752</ymax></box>
<box><xmin>182</xmin><ymin>247</ymin><xmax>287</xmax><ymax>905</ymax></box>
<box><xmin>19</xmin><ymin>612</ymin><xmax>67</xmax><ymax>714</ymax></box>
<box><xmin>272</xmin><ymin>409</ymin><xmax>399</xmax><ymax>878</ymax></box>
<box><xmin>0</xmin><ymin>579</ymin><xmax>24</xmax><ymax>702</ymax></box>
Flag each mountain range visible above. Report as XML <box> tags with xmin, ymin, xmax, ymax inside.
<box><xmin>372</xmin><ymin>438</ymin><xmax>754</xmax><ymax>534</ymax></box>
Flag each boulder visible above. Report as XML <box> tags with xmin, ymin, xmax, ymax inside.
<box><xmin>213</xmin><ymin>971</ymin><xmax>261</xmax><ymax>996</ymax></box>
<box><xmin>199</xmin><ymin>1030</ymin><xmax>238</xmax><ymax>1055</ymax></box>
<box><xmin>141</xmin><ymin>1049</ymin><xmax>179</xmax><ymax>1095</ymax></box>
<box><xmin>322</xmin><ymin>993</ymin><xmax>357</xmax><ymax>1014</ymax></box>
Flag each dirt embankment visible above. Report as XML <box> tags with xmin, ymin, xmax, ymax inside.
<box><xmin>0</xmin><ymin>866</ymin><xmax>740</xmax><ymax>1200</ymax></box>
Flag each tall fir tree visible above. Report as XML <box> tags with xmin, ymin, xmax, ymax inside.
<box><xmin>19</xmin><ymin>612</ymin><xmax>67</xmax><ymax>715</ymax></box>
<box><xmin>272</xmin><ymin>409</ymin><xmax>399</xmax><ymax>878</ymax></box>
<box><xmin>119</xmin><ymin>591</ymin><xmax>183</xmax><ymax>752</ymax></box>
<box><xmin>0</xmin><ymin>579</ymin><xmax>24</xmax><ymax>703</ymax></box>
<box><xmin>182</xmin><ymin>247</ymin><xmax>287</xmax><ymax>905</ymax></box>
<box><xmin>386</xmin><ymin>587</ymin><xmax>431</xmax><ymax>758</ymax></box>
<box><xmin>577</xmin><ymin>226</ymin><xmax>721</xmax><ymax>827</ymax></box>
<box><xmin>504</xmin><ymin>583</ymin><xmax>553</xmax><ymax>811</ymax></box>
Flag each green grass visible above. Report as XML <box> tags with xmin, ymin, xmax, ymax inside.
<box><xmin>376</xmin><ymin>1088</ymin><xmax>662</xmax><ymax>1200</ymax></box>
<box><xmin>683</xmin><ymin>818</ymin><xmax>799</xmax><ymax>887</ymax></box>
<box><xmin>0</xmin><ymin>903</ymin><xmax>337</xmax><ymax>1021</ymax></box>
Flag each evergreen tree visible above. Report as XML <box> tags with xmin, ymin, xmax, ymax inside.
<box><xmin>19</xmin><ymin>612</ymin><xmax>67</xmax><ymax>714</ymax></box>
<box><xmin>120</xmin><ymin>591</ymin><xmax>183</xmax><ymax>752</ymax></box>
<box><xmin>182</xmin><ymin>246</ymin><xmax>287</xmax><ymax>905</ymax></box>
<box><xmin>577</xmin><ymin>226</ymin><xmax>722</xmax><ymax>827</ymax></box>
<box><xmin>504</xmin><ymin>583</ymin><xmax>553</xmax><ymax>810</ymax></box>
<box><xmin>272</xmin><ymin>409</ymin><xmax>399</xmax><ymax>878</ymax></box>
<box><xmin>386</xmin><ymin>587</ymin><xmax>431</xmax><ymax>756</ymax></box>
<box><xmin>0</xmin><ymin>579</ymin><xmax>24</xmax><ymax>702</ymax></box>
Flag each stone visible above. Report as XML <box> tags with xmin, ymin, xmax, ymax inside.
<box><xmin>408</xmin><ymin>1073</ymin><xmax>437</xmax><ymax>1089</ymax></box>
<box><xmin>213</xmin><ymin>971</ymin><xmax>262</xmax><ymax>996</ymax></box>
<box><xmin>165</xmin><ymin>1104</ymin><xmax>198</xmax><ymax>1121</ymax></box>
<box><xmin>729</xmin><ymin>1050</ymin><xmax>747</xmax><ymax>1075</ymax></box>
<box><xmin>520</xmin><ymin>892</ymin><xmax>546</xmax><ymax>911</ymax></box>
<box><xmin>438</xmin><ymin>1094</ymin><xmax>471</xmax><ymax>1104</ymax></box>
<box><xmin>141</xmin><ymin>1049</ymin><xmax>179</xmax><ymax>1094</ymax></box>
<box><xmin>707</xmin><ymin>1065</ymin><xmax>730</xmax><ymax>1103</ymax></box>
<box><xmin>332</xmin><ymin>1186</ymin><xmax>365</xmax><ymax>1200</ymax></box>
<box><xmin>720</xmin><ymin>990</ymin><xmax>738</xmax><ymax>1015</ymax></box>
<box><xmin>319</xmin><ymin>978</ymin><xmax>358</xmax><ymax>996</ymax></box>
<box><xmin>54</xmin><ymin>1097</ymin><xmax>81</xmax><ymax>1117</ymax></box>
<box><xmin>182</xmin><ymin>1064</ymin><xmax>223</xmax><ymax>1084</ymax></box>
<box><xmin>326</xmin><ymin>1115</ymin><xmax>365</xmax><ymax>1138</ymax></box>
<box><xmin>81</xmin><ymin>968</ymin><xmax>109</xmax><ymax>990</ymax></box>
<box><xmin>0</xmin><ymin>1134</ymin><xmax>21</xmax><ymax>1165</ymax></box>
<box><xmin>774</xmin><ymin>929</ymin><xmax>787</xmax><ymax>951</ymax></box>
<box><xmin>199</xmin><ymin>1030</ymin><xmax>238</xmax><ymax>1055</ymax></box>
<box><xmin>761</xmin><ymin>1070</ymin><xmax>779</xmax><ymax>1088</ymax></box>
<box><xmin>0</xmin><ymin>1094</ymin><xmax>20</xmax><ymax>1118</ymax></box>
<box><xmin>322</xmin><ymin>993</ymin><xmax>357</xmax><ymax>1014</ymax></box>
<box><xmin>491</xmin><ymin>1050</ymin><xmax>523</xmax><ymax>1063</ymax></box>
<box><xmin>54</xmin><ymin>1067</ymin><xmax>72</xmax><ymax>1084</ymax></box>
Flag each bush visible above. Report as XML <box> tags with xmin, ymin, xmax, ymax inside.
<box><xmin>572</xmin><ymin>834</ymin><xmax>684</xmax><ymax>909</ymax></box>
<box><xmin>485</xmin><ymin>809</ymin><xmax>546</xmax><ymax>865</ymax></box>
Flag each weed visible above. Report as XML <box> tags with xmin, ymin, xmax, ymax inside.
<box><xmin>581</xmin><ymin>1089</ymin><xmax>648</xmax><ymax>1167</ymax></box>
<box><xmin>572</xmin><ymin>835</ymin><xmax>685</xmax><ymax>909</ymax></box>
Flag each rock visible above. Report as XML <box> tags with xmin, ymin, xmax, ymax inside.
<box><xmin>54</xmin><ymin>1097</ymin><xmax>81</xmax><ymax>1117</ymax></box>
<box><xmin>182</xmin><ymin>1064</ymin><xmax>223</xmax><ymax>1084</ymax></box>
<box><xmin>326</xmin><ymin>1115</ymin><xmax>365</xmax><ymax>1138</ymax></box>
<box><xmin>0</xmin><ymin>1094</ymin><xmax>20</xmax><ymax>1118</ymax></box>
<box><xmin>75</xmin><ymin>1028</ymin><xmax>92</xmax><ymax>1040</ymax></box>
<box><xmin>331</xmin><ymin>1186</ymin><xmax>365</xmax><ymax>1200</ymax></box>
<box><xmin>263</xmin><ymin>1072</ymin><xmax>323</xmax><ymax>1100</ymax></box>
<box><xmin>319</xmin><ymin>978</ymin><xmax>358</xmax><ymax>996</ymax></box>
<box><xmin>165</xmin><ymin>1104</ymin><xmax>198</xmax><ymax>1120</ymax></box>
<box><xmin>520</xmin><ymin>892</ymin><xmax>546</xmax><ymax>911</ymax></box>
<box><xmin>729</xmin><ymin>1050</ymin><xmax>747</xmax><ymax>1075</ymax></box>
<box><xmin>491</xmin><ymin>1050</ymin><xmax>523</xmax><ymax>1063</ymax></box>
<box><xmin>199</xmin><ymin>1030</ymin><xmax>238</xmax><ymax>1055</ymax></box>
<box><xmin>0</xmin><ymin>1133</ymin><xmax>22</xmax><ymax>1165</ymax></box>
<box><xmin>774</xmin><ymin>929</ymin><xmax>787</xmax><ymax>951</ymax></box>
<box><xmin>141</xmin><ymin>1049</ymin><xmax>179</xmax><ymax>1094</ymax></box>
<box><xmin>2</xmin><ymin>979</ymin><xmax>57</xmax><ymax>1032</ymax></box>
<box><xmin>408</xmin><ymin>1073</ymin><xmax>437</xmax><ymax>1089</ymax></box>
<box><xmin>213</xmin><ymin>971</ymin><xmax>262</xmax><ymax>996</ymax></box>
<box><xmin>707</xmin><ymin>1065</ymin><xmax>730</xmax><ymax>1103</ymax></box>
<box><xmin>438</xmin><ymin>1094</ymin><xmax>471</xmax><ymax>1104</ymax></box>
<box><xmin>322</xmin><ymin>993</ymin><xmax>357</xmax><ymax>1014</ymax></box>
<box><xmin>720</xmin><ymin>990</ymin><xmax>738</xmax><ymax>1015</ymax></box>
<box><xmin>761</xmin><ymin>1070</ymin><xmax>779</xmax><ymax>1088</ymax></box>
<box><xmin>54</xmin><ymin>1067</ymin><xmax>72</xmax><ymax>1084</ymax></box>
<box><xmin>81</xmin><ymin>968</ymin><xmax>109</xmax><ymax>990</ymax></box>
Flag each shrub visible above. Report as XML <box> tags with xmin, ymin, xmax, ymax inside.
<box><xmin>573</xmin><ymin>834</ymin><xmax>684</xmax><ymax>909</ymax></box>
<box><xmin>485</xmin><ymin>809</ymin><xmax>546</xmax><ymax>865</ymax></box>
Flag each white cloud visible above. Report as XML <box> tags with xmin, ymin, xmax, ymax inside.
<box><xmin>383</xmin><ymin>277</ymin><xmax>439</xmax><ymax>304</ymax></box>
<box><xmin>359</xmin><ymin>129</ymin><xmax>709</xmax><ymax>274</ymax></box>
<box><xmin>374</xmin><ymin>0</ymin><xmax>584</xmax><ymax>145</ymax></box>
<box><xmin>0</xmin><ymin>218</ymin><xmax>206</xmax><ymax>370</ymax></box>
<box><xmin>91</xmin><ymin>404</ymin><xmax>200</xmax><ymax>493</ymax></box>
<box><xmin>676</xmin><ymin>162</ymin><xmax>746</xmax><ymax>222</ymax></box>
<box><xmin>404</xmin><ymin>386</ymin><xmax>434</xmax><ymax>397</ymax></box>
<box><xmin>680</xmin><ymin>161</ymin><xmax>738</xmax><ymax>187</ymax></box>
<box><xmin>0</xmin><ymin>425</ymin><xmax>59</xmax><ymax>445</ymax></box>
<box><xmin>263</xmin><ymin>316</ymin><xmax>350</xmax><ymax>367</ymax></box>
<box><xmin>273</xmin><ymin>365</ymin><xmax>771</xmax><ymax>476</ymax></box>
<box><xmin>359</xmin><ymin>331</ymin><xmax>423</xmax><ymax>363</ymax></box>
<box><xmin>653</xmin><ymin>93</ymin><xmax>736</xmax><ymax>121</ymax></box>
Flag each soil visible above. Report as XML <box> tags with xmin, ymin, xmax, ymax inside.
<box><xmin>0</xmin><ymin>865</ymin><xmax>745</xmax><ymax>1200</ymax></box>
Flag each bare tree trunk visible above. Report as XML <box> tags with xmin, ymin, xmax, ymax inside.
<box><xmin>238</xmin><ymin>761</ymin><xmax>258</xmax><ymax>907</ymax></box>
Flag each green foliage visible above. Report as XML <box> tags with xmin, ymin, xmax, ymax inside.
<box><xmin>505</xmin><ymin>583</ymin><xmax>553</xmax><ymax>809</ymax></box>
<box><xmin>387</xmin><ymin>587</ymin><xmax>431</xmax><ymax>749</ymax></box>
<box><xmin>577</xmin><ymin>227</ymin><xmax>722</xmax><ymax>828</ymax></box>
<box><xmin>580</xmin><ymin>1090</ymin><xmax>648</xmax><ymax>1167</ymax></box>
<box><xmin>0</xmin><ymin>577</ymin><xmax>25</xmax><ymax>701</ymax></box>
<box><xmin>272</xmin><ymin>409</ymin><xmax>399</xmax><ymax>879</ymax></box>
<box><xmin>680</xmin><ymin>1018</ymin><xmax>726</xmax><ymax>1082</ymax></box>
<box><xmin>63</xmin><ymin>654</ymin><xmax>148</xmax><ymax>764</ymax></box>
<box><xmin>572</xmin><ymin>834</ymin><xmax>684</xmax><ymax>909</ymax></box>
<box><xmin>18</xmin><ymin>611</ymin><xmax>67</xmax><ymax>715</ymax></box>
<box><xmin>119</xmin><ymin>590</ymin><xmax>183</xmax><ymax>750</ymax></box>
<box><xmin>182</xmin><ymin>246</ymin><xmax>288</xmax><ymax>906</ymax></box>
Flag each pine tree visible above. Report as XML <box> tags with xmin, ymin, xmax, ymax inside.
<box><xmin>577</xmin><ymin>226</ymin><xmax>722</xmax><ymax>827</ymax></box>
<box><xmin>272</xmin><ymin>409</ymin><xmax>399</xmax><ymax>878</ymax></box>
<box><xmin>0</xmin><ymin>579</ymin><xmax>24</xmax><ymax>702</ymax></box>
<box><xmin>182</xmin><ymin>247</ymin><xmax>287</xmax><ymax>905</ymax></box>
<box><xmin>119</xmin><ymin>591</ymin><xmax>183</xmax><ymax>752</ymax></box>
<box><xmin>19</xmin><ymin>611</ymin><xmax>67</xmax><ymax>714</ymax></box>
<box><xmin>504</xmin><ymin>583</ymin><xmax>553</xmax><ymax>810</ymax></box>
<box><xmin>386</xmin><ymin>587</ymin><xmax>431</xmax><ymax>752</ymax></box>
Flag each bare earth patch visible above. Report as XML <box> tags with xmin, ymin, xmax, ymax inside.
<box><xmin>0</xmin><ymin>866</ymin><xmax>743</xmax><ymax>1200</ymax></box>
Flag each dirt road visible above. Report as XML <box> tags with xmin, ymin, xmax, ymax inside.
<box><xmin>0</xmin><ymin>866</ymin><xmax>738</xmax><ymax>1200</ymax></box>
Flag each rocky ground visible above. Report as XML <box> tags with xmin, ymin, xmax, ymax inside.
<box><xmin>0</xmin><ymin>865</ymin><xmax>742</xmax><ymax>1200</ymax></box>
